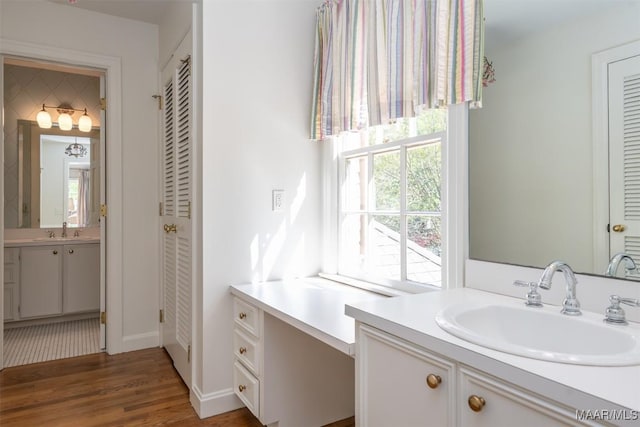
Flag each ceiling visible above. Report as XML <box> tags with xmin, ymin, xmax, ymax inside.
<box><xmin>46</xmin><ymin>0</ymin><xmax>192</xmax><ymax>25</ymax></box>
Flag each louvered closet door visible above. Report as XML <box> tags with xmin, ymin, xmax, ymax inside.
<box><xmin>609</xmin><ymin>54</ymin><xmax>640</xmax><ymax>279</ymax></box>
<box><xmin>161</xmin><ymin>31</ymin><xmax>192</xmax><ymax>386</ymax></box>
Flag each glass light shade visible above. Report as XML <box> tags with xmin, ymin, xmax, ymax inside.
<box><xmin>78</xmin><ymin>113</ymin><xmax>92</xmax><ymax>132</ymax></box>
<box><xmin>36</xmin><ymin>109</ymin><xmax>52</xmax><ymax>129</ymax></box>
<box><xmin>58</xmin><ymin>112</ymin><xmax>73</xmax><ymax>131</ymax></box>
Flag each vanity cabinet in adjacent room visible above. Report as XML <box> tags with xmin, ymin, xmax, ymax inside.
<box><xmin>5</xmin><ymin>242</ymin><xmax>100</xmax><ymax>321</ymax></box>
<box><xmin>20</xmin><ymin>245</ymin><xmax>63</xmax><ymax>318</ymax></box>
<box><xmin>63</xmin><ymin>244</ymin><xmax>100</xmax><ymax>313</ymax></box>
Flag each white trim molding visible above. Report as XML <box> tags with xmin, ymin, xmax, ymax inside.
<box><xmin>190</xmin><ymin>385</ymin><xmax>243</xmax><ymax>419</ymax></box>
<box><xmin>592</xmin><ymin>38</ymin><xmax>640</xmax><ymax>271</ymax></box>
<box><xmin>0</xmin><ymin>38</ymin><xmax>124</xmax><ymax>355</ymax></box>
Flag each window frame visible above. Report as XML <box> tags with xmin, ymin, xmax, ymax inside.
<box><xmin>321</xmin><ymin>104</ymin><xmax>468</xmax><ymax>294</ymax></box>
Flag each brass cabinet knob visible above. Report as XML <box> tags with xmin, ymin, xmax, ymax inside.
<box><xmin>238</xmin><ymin>384</ymin><xmax>246</xmax><ymax>393</ymax></box>
<box><xmin>426</xmin><ymin>374</ymin><xmax>442</xmax><ymax>389</ymax></box>
<box><xmin>239</xmin><ymin>312</ymin><xmax>247</xmax><ymax>320</ymax></box>
<box><xmin>68</xmin><ymin>249</ymin><xmax>74</xmax><ymax>254</ymax></box>
<box><xmin>612</xmin><ymin>224</ymin><xmax>626</xmax><ymax>233</ymax></box>
<box><xmin>53</xmin><ymin>250</ymin><xmax>58</xmax><ymax>255</ymax></box>
<box><xmin>468</xmin><ymin>395</ymin><xmax>486</xmax><ymax>412</ymax></box>
<box><xmin>239</xmin><ymin>347</ymin><xmax>247</xmax><ymax>355</ymax></box>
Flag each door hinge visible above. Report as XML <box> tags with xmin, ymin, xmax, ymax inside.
<box><xmin>100</xmin><ymin>311</ymin><xmax>107</xmax><ymax>324</ymax></box>
<box><xmin>159</xmin><ymin>309</ymin><xmax>164</xmax><ymax>323</ymax></box>
<box><xmin>100</xmin><ymin>98</ymin><xmax>107</xmax><ymax>111</ymax></box>
<box><xmin>187</xmin><ymin>344</ymin><xmax>191</xmax><ymax>363</ymax></box>
<box><xmin>100</xmin><ymin>204</ymin><xmax>107</xmax><ymax>217</ymax></box>
<box><xmin>187</xmin><ymin>201</ymin><xmax>191</xmax><ymax>219</ymax></box>
<box><xmin>159</xmin><ymin>202</ymin><xmax>164</xmax><ymax>216</ymax></box>
<box><xmin>152</xmin><ymin>94</ymin><xmax>163</xmax><ymax>110</ymax></box>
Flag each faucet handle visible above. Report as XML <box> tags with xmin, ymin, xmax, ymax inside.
<box><xmin>604</xmin><ymin>295</ymin><xmax>640</xmax><ymax>325</ymax></box>
<box><xmin>513</xmin><ymin>280</ymin><xmax>543</xmax><ymax>307</ymax></box>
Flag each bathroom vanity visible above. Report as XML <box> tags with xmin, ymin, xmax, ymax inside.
<box><xmin>3</xmin><ymin>237</ymin><xmax>100</xmax><ymax>322</ymax></box>
<box><xmin>346</xmin><ymin>288</ymin><xmax>640</xmax><ymax>427</ymax></box>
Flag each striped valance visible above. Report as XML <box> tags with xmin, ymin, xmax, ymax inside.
<box><xmin>311</xmin><ymin>0</ymin><xmax>484</xmax><ymax>140</ymax></box>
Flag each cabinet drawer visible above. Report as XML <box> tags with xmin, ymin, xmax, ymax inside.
<box><xmin>234</xmin><ymin>360</ymin><xmax>260</xmax><ymax>418</ymax></box>
<box><xmin>233</xmin><ymin>328</ymin><xmax>260</xmax><ymax>376</ymax></box>
<box><xmin>233</xmin><ymin>297</ymin><xmax>260</xmax><ymax>337</ymax></box>
<box><xmin>459</xmin><ymin>366</ymin><xmax>580</xmax><ymax>427</ymax></box>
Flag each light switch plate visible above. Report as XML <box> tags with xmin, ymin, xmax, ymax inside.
<box><xmin>272</xmin><ymin>190</ymin><xmax>284</xmax><ymax>212</ymax></box>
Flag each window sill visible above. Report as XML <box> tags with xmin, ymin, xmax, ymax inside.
<box><xmin>318</xmin><ymin>273</ymin><xmax>439</xmax><ymax>297</ymax></box>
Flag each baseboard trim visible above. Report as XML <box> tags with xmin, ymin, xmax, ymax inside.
<box><xmin>190</xmin><ymin>384</ymin><xmax>244</xmax><ymax>419</ymax></box>
<box><xmin>121</xmin><ymin>331</ymin><xmax>159</xmax><ymax>352</ymax></box>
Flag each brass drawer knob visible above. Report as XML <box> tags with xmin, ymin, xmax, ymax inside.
<box><xmin>53</xmin><ymin>250</ymin><xmax>58</xmax><ymax>255</ymax></box>
<box><xmin>238</xmin><ymin>312</ymin><xmax>247</xmax><ymax>320</ymax></box>
<box><xmin>239</xmin><ymin>347</ymin><xmax>247</xmax><ymax>355</ymax></box>
<box><xmin>68</xmin><ymin>249</ymin><xmax>74</xmax><ymax>254</ymax></box>
<box><xmin>426</xmin><ymin>374</ymin><xmax>442</xmax><ymax>389</ymax></box>
<box><xmin>468</xmin><ymin>395</ymin><xmax>486</xmax><ymax>412</ymax></box>
<box><xmin>238</xmin><ymin>384</ymin><xmax>246</xmax><ymax>393</ymax></box>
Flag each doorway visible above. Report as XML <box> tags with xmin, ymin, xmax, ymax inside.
<box><xmin>593</xmin><ymin>40</ymin><xmax>640</xmax><ymax>279</ymax></box>
<box><xmin>1</xmin><ymin>57</ymin><xmax>106</xmax><ymax>367</ymax></box>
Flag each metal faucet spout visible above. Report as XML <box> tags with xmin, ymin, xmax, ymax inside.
<box><xmin>62</xmin><ymin>221</ymin><xmax>67</xmax><ymax>238</ymax></box>
<box><xmin>605</xmin><ymin>253</ymin><xmax>637</xmax><ymax>277</ymax></box>
<box><xmin>538</xmin><ymin>260</ymin><xmax>581</xmax><ymax>316</ymax></box>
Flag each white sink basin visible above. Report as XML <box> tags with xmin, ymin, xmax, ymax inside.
<box><xmin>435</xmin><ymin>302</ymin><xmax>640</xmax><ymax>366</ymax></box>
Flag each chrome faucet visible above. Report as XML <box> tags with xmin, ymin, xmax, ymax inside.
<box><xmin>605</xmin><ymin>253</ymin><xmax>637</xmax><ymax>277</ymax></box>
<box><xmin>62</xmin><ymin>221</ymin><xmax>68</xmax><ymax>238</ymax></box>
<box><xmin>538</xmin><ymin>260</ymin><xmax>581</xmax><ymax>316</ymax></box>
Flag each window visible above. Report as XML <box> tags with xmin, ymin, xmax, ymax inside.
<box><xmin>337</xmin><ymin>110</ymin><xmax>447</xmax><ymax>292</ymax></box>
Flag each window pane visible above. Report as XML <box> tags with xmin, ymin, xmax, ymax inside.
<box><xmin>373</xmin><ymin>150</ymin><xmax>400</xmax><ymax>211</ymax></box>
<box><xmin>407</xmin><ymin>142</ymin><xmax>441</xmax><ymax>212</ymax></box>
<box><xmin>341</xmin><ymin>214</ymin><xmax>367</xmax><ymax>275</ymax></box>
<box><xmin>407</xmin><ymin>215</ymin><xmax>441</xmax><ymax>285</ymax></box>
<box><xmin>416</xmin><ymin>109</ymin><xmax>447</xmax><ymax>135</ymax></box>
<box><xmin>344</xmin><ymin>156</ymin><xmax>367</xmax><ymax>211</ymax></box>
<box><xmin>371</xmin><ymin>215</ymin><xmax>400</xmax><ymax>281</ymax></box>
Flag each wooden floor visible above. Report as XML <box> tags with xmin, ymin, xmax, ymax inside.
<box><xmin>0</xmin><ymin>347</ymin><xmax>355</xmax><ymax>427</ymax></box>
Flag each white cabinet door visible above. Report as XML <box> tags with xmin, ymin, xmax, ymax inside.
<box><xmin>358</xmin><ymin>324</ymin><xmax>455</xmax><ymax>427</ymax></box>
<box><xmin>63</xmin><ymin>244</ymin><xmax>100</xmax><ymax>313</ymax></box>
<box><xmin>20</xmin><ymin>246</ymin><xmax>63</xmax><ymax>318</ymax></box>
<box><xmin>458</xmin><ymin>366</ymin><xmax>579</xmax><ymax>427</ymax></box>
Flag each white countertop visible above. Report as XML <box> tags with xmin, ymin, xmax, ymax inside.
<box><xmin>230</xmin><ymin>277</ymin><xmax>386</xmax><ymax>355</ymax></box>
<box><xmin>345</xmin><ymin>288</ymin><xmax>640</xmax><ymax>418</ymax></box>
<box><xmin>5</xmin><ymin>237</ymin><xmax>100</xmax><ymax>247</ymax></box>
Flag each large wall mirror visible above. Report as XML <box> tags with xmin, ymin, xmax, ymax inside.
<box><xmin>469</xmin><ymin>1</ymin><xmax>640</xmax><ymax>278</ymax></box>
<box><xmin>16</xmin><ymin>120</ymin><xmax>100</xmax><ymax>229</ymax></box>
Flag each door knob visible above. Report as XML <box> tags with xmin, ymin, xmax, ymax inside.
<box><xmin>163</xmin><ymin>224</ymin><xmax>177</xmax><ymax>233</ymax></box>
<box><xmin>612</xmin><ymin>224</ymin><xmax>626</xmax><ymax>233</ymax></box>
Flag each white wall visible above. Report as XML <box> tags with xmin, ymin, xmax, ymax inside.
<box><xmin>0</xmin><ymin>0</ymin><xmax>161</xmax><ymax>350</ymax></box>
<box><xmin>197</xmin><ymin>0</ymin><xmax>322</xmax><ymax>416</ymax></box>
<box><xmin>469</xmin><ymin>3</ymin><xmax>640</xmax><ymax>274</ymax></box>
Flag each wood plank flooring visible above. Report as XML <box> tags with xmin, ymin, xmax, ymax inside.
<box><xmin>0</xmin><ymin>347</ymin><xmax>355</xmax><ymax>427</ymax></box>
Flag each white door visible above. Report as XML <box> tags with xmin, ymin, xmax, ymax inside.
<box><xmin>609</xmin><ymin>54</ymin><xmax>640</xmax><ymax>279</ymax></box>
<box><xmin>160</xmin><ymin>32</ymin><xmax>193</xmax><ymax>386</ymax></box>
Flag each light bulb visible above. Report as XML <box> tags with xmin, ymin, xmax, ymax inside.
<box><xmin>36</xmin><ymin>105</ymin><xmax>52</xmax><ymax>129</ymax></box>
<box><xmin>78</xmin><ymin>110</ymin><xmax>92</xmax><ymax>132</ymax></box>
<box><xmin>58</xmin><ymin>112</ymin><xmax>73</xmax><ymax>131</ymax></box>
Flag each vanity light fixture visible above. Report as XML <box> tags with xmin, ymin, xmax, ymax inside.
<box><xmin>36</xmin><ymin>103</ymin><xmax>93</xmax><ymax>132</ymax></box>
